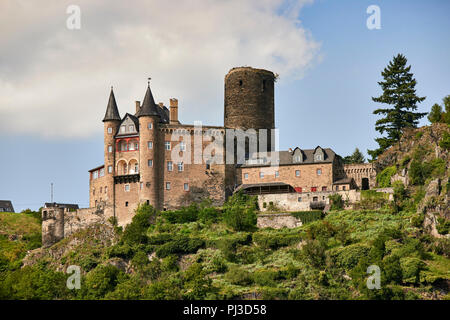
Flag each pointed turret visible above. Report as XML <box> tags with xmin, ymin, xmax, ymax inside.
<box><xmin>137</xmin><ymin>84</ymin><xmax>160</xmax><ymax>118</ymax></box>
<box><xmin>103</xmin><ymin>87</ymin><xmax>121</xmax><ymax>122</ymax></box>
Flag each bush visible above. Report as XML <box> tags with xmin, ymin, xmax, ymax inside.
<box><xmin>162</xmin><ymin>204</ymin><xmax>199</xmax><ymax>224</ymax></box>
<box><xmin>222</xmin><ymin>192</ymin><xmax>257</xmax><ymax>231</ymax></box>
<box><xmin>80</xmin><ymin>265</ymin><xmax>125</xmax><ymax>299</ymax></box>
<box><xmin>439</xmin><ymin>131</ymin><xmax>450</xmax><ymax>150</ymax></box>
<box><xmin>291</xmin><ymin>211</ymin><xmax>323</xmax><ymax>224</ymax></box>
<box><xmin>253</xmin><ymin>232</ymin><xmax>301</xmax><ymax>249</ymax></box>
<box><xmin>155</xmin><ymin>236</ymin><xmax>205</xmax><ymax>258</ymax></box>
<box><xmin>327</xmin><ymin>243</ymin><xmax>371</xmax><ymax>270</ymax></box>
<box><xmin>145</xmin><ymin>277</ymin><xmax>182</xmax><ymax>300</ymax></box>
<box><xmin>376</xmin><ymin>166</ymin><xmax>396</xmax><ymax>187</ymax></box>
<box><xmin>121</xmin><ymin>204</ymin><xmax>156</xmax><ymax>245</ymax></box>
<box><xmin>328</xmin><ymin>194</ymin><xmax>344</xmax><ymax>210</ymax></box>
<box><xmin>225</xmin><ymin>266</ymin><xmax>253</xmax><ymax>286</ymax></box>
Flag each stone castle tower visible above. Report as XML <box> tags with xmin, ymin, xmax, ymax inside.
<box><xmin>90</xmin><ymin>67</ymin><xmax>278</xmax><ymax>225</ymax></box>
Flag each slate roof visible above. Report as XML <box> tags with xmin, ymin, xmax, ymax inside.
<box><xmin>137</xmin><ymin>85</ymin><xmax>160</xmax><ymax>117</ymax></box>
<box><xmin>103</xmin><ymin>88</ymin><xmax>121</xmax><ymax>122</ymax></box>
<box><xmin>0</xmin><ymin>200</ymin><xmax>14</xmax><ymax>212</ymax></box>
<box><xmin>241</xmin><ymin>147</ymin><xmax>337</xmax><ymax>167</ymax></box>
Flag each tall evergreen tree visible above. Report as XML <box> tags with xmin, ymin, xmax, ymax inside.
<box><xmin>368</xmin><ymin>54</ymin><xmax>427</xmax><ymax>160</ymax></box>
<box><xmin>427</xmin><ymin>103</ymin><xmax>443</xmax><ymax>123</ymax></box>
<box><xmin>343</xmin><ymin>148</ymin><xmax>365</xmax><ymax>164</ymax></box>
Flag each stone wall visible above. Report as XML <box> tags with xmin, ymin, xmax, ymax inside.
<box><xmin>257</xmin><ymin>213</ymin><xmax>303</xmax><ymax>229</ymax></box>
<box><xmin>258</xmin><ymin>190</ymin><xmax>361</xmax><ymax>212</ymax></box>
<box><xmin>42</xmin><ymin>203</ymin><xmax>113</xmax><ymax>247</ymax></box>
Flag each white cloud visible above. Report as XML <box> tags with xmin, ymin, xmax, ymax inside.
<box><xmin>0</xmin><ymin>0</ymin><xmax>319</xmax><ymax>139</ymax></box>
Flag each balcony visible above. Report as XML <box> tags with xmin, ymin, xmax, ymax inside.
<box><xmin>114</xmin><ymin>173</ymin><xmax>140</xmax><ymax>184</ymax></box>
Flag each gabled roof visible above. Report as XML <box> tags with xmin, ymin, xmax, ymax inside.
<box><xmin>115</xmin><ymin>113</ymin><xmax>140</xmax><ymax>137</ymax></box>
<box><xmin>241</xmin><ymin>147</ymin><xmax>337</xmax><ymax>167</ymax></box>
<box><xmin>103</xmin><ymin>88</ymin><xmax>121</xmax><ymax>122</ymax></box>
<box><xmin>0</xmin><ymin>200</ymin><xmax>14</xmax><ymax>212</ymax></box>
<box><xmin>137</xmin><ymin>85</ymin><xmax>160</xmax><ymax>118</ymax></box>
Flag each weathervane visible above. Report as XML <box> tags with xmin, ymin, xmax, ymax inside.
<box><xmin>147</xmin><ymin>77</ymin><xmax>151</xmax><ymax>86</ymax></box>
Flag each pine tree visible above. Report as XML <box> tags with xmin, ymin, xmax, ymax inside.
<box><xmin>443</xmin><ymin>95</ymin><xmax>450</xmax><ymax>124</ymax></box>
<box><xmin>368</xmin><ymin>54</ymin><xmax>427</xmax><ymax>160</ymax></box>
<box><xmin>343</xmin><ymin>148</ymin><xmax>365</xmax><ymax>164</ymax></box>
<box><xmin>428</xmin><ymin>103</ymin><xmax>443</xmax><ymax>123</ymax></box>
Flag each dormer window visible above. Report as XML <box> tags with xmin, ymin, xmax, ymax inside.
<box><xmin>293</xmin><ymin>148</ymin><xmax>303</xmax><ymax>163</ymax></box>
<box><xmin>315</xmin><ymin>154</ymin><xmax>322</xmax><ymax>161</ymax></box>
<box><xmin>129</xmin><ymin>125</ymin><xmax>134</xmax><ymax>132</ymax></box>
<box><xmin>120</xmin><ymin>126</ymin><xmax>126</xmax><ymax>133</ymax></box>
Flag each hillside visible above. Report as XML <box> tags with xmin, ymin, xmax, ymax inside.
<box><xmin>0</xmin><ymin>123</ymin><xmax>449</xmax><ymax>300</ymax></box>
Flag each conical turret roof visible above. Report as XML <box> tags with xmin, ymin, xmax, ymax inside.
<box><xmin>137</xmin><ymin>84</ymin><xmax>160</xmax><ymax>118</ymax></box>
<box><xmin>102</xmin><ymin>87</ymin><xmax>121</xmax><ymax>122</ymax></box>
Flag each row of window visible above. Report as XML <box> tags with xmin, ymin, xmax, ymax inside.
<box><xmin>123</xmin><ymin>182</ymin><xmax>189</xmax><ymax>192</ymax></box>
<box><xmin>92</xmin><ymin>168</ymin><xmax>105</xmax><ymax>179</ymax></box>
<box><xmin>107</xmin><ymin>122</ymin><xmax>153</xmax><ymax>135</ymax></box>
<box><xmin>244</xmin><ymin>168</ymin><xmax>322</xmax><ymax>180</ymax></box>
<box><xmin>92</xmin><ymin>186</ymin><xmax>108</xmax><ymax>195</ymax></box>
<box><xmin>110</xmin><ymin>141</ymin><xmax>185</xmax><ymax>152</ymax></box>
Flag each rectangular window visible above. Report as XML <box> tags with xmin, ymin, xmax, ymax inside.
<box><xmin>108</xmin><ymin>165</ymin><xmax>112</xmax><ymax>173</ymax></box>
<box><xmin>343</xmin><ymin>186</ymin><xmax>346</xmax><ymax>191</ymax></box>
<box><xmin>148</xmin><ymin>123</ymin><xmax>153</xmax><ymax>129</ymax></box>
<box><xmin>259</xmin><ymin>172</ymin><xmax>264</xmax><ymax>179</ymax></box>
<box><xmin>107</xmin><ymin>127</ymin><xmax>112</xmax><ymax>134</ymax></box>
<box><xmin>140</xmin><ymin>182</ymin><xmax>143</xmax><ymax>190</ymax></box>
<box><xmin>184</xmin><ymin>183</ymin><xmax>189</xmax><ymax>191</ymax></box>
<box><xmin>180</xmin><ymin>141</ymin><xmax>186</xmax><ymax>151</ymax></box>
<box><xmin>317</xmin><ymin>169</ymin><xmax>322</xmax><ymax>175</ymax></box>
<box><xmin>295</xmin><ymin>170</ymin><xmax>300</xmax><ymax>177</ymax></box>
<box><xmin>121</xmin><ymin>126</ymin><xmax>126</xmax><ymax>133</ymax></box>
<box><xmin>125</xmin><ymin>184</ymin><xmax>130</xmax><ymax>192</ymax></box>
<box><xmin>167</xmin><ymin>161</ymin><xmax>173</xmax><ymax>171</ymax></box>
<box><xmin>206</xmin><ymin>161</ymin><xmax>211</xmax><ymax>170</ymax></box>
<box><xmin>105</xmin><ymin>186</ymin><xmax>108</xmax><ymax>194</ymax></box>
<box><xmin>322</xmin><ymin>186</ymin><xmax>327</xmax><ymax>191</ymax></box>
<box><xmin>129</xmin><ymin>125</ymin><xmax>134</xmax><ymax>132</ymax></box>
<box><xmin>311</xmin><ymin>187</ymin><xmax>317</xmax><ymax>192</ymax></box>
<box><xmin>297</xmin><ymin>197</ymin><xmax>302</xmax><ymax>202</ymax></box>
<box><xmin>244</xmin><ymin>173</ymin><xmax>249</xmax><ymax>179</ymax></box>
<box><xmin>275</xmin><ymin>171</ymin><xmax>279</xmax><ymax>177</ymax></box>
<box><xmin>148</xmin><ymin>159</ymin><xmax>153</xmax><ymax>167</ymax></box>
<box><xmin>148</xmin><ymin>141</ymin><xmax>153</xmax><ymax>149</ymax></box>
<box><xmin>125</xmin><ymin>201</ymin><xmax>128</xmax><ymax>207</ymax></box>
<box><xmin>108</xmin><ymin>145</ymin><xmax>112</xmax><ymax>153</ymax></box>
<box><xmin>166</xmin><ymin>182</ymin><xmax>171</xmax><ymax>190</ymax></box>
<box><xmin>165</xmin><ymin>141</ymin><xmax>171</xmax><ymax>150</ymax></box>
<box><xmin>336</xmin><ymin>186</ymin><xmax>339</xmax><ymax>191</ymax></box>
<box><xmin>99</xmin><ymin>168</ymin><xmax>105</xmax><ymax>177</ymax></box>
<box><xmin>178</xmin><ymin>162</ymin><xmax>184</xmax><ymax>172</ymax></box>
<box><xmin>93</xmin><ymin>171</ymin><xmax>98</xmax><ymax>179</ymax></box>
<box><xmin>313</xmin><ymin>196</ymin><xmax>318</xmax><ymax>202</ymax></box>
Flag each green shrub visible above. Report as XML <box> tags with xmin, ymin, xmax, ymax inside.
<box><xmin>253</xmin><ymin>232</ymin><xmax>301</xmax><ymax>249</ymax></box>
<box><xmin>439</xmin><ymin>131</ymin><xmax>450</xmax><ymax>150</ymax></box>
<box><xmin>107</xmin><ymin>243</ymin><xmax>134</xmax><ymax>259</ymax></box>
<box><xmin>155</xmin><ymin>236</ymin><xmax>205</xmax><ymax>258</ymax></box>
<box><xmin>80</xmin><ymin>265</ymin><xmax>125</xmax><ymax>299</ymax></box>
<box><xmin>253</xmin><ymin>269</ymin><xmax>279</xmax><ymax>287</ymax></box>
<box><xmin>222</xmin><ymin>192</ymin><xmax>257</xmax><ymax>231</ymax></box>
<box><xmin>437</xmin><ymin>217</ymin><xmax>450</xmax><ymax>235</ymax></box>
<box><xmin>376</xmin><ymin>166</ymin><xmax>397</xmax><ymax>187</ymax></box>
<box><xmin>121</xmin><ymin>204</ymin><xmax>156</xmax><ymax>245</ymax></box>
<box><xmin>291</xmin><ymin>210</ymin><xmax>323</xmax><ymax>223</ymax></box>
<box><xmin>328</xmin><ymin>193</ymin><xmax>344</xmax><ymax>210</ymax></box>
<box><xmin>327</xmin><ymin>243</ymin><xmax>371</xmax><ymax>270</ymax></box>
<box><xmin>225</xmin><ymin>266</ymin><xmax>253</xmax><ymax>286</ymax></box>
<box><xmin>198</xmin><ymin>205</ymin><xmax>220</xmax><ymax>224</ymax></box>
<box><xmin>145</xmin><ymin>277</ymin><xmax>182</xmax><ymax>300</ymax></box>
<box><xmin>162</xmin><ymin>204</ymin><xmax>199</xmax><ymax>224</ymax></box>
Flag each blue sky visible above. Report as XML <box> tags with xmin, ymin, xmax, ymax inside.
<box><xmin>1</xmin><ymin>0</ymin><xmax>449</xmax><ymax>211</ymax></box>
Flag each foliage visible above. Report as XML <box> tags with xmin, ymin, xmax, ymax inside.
<box><xmin>121</xmin><ymin>203</ymin><xmax>156</xmax><ymax>245</ymax></box>
<box><xmin>376</xmin><ymin>166</ymin><xmax>396</xmax><ymax>187</ymax></box>
<box><xmin>290</xmin><ymin>210</ymin><xmax>323</xmax><ymax>224</ymax></box>
<box><xmin>222</xmin><ymin>192</ymin><xmax>257</xmax><ymax>231</ymax></box>
<box><xmin>328</xmin><ymin>193</ymin><xmax>344</xmax><ymax>210</ymax></box>
<box><xmin>439</xmin><ymin>131</ymin><xmax>450</xmax><ymax>150</ymax></box>
<box><xmin>155</xmin><ymin>236</ymin><xmax>205</xmax><ymax>258</ymax></box>
<box><xmin>368</xmin><ymin>54</ymin><xmax>427</xmax><ymax>160</ymax></box>
<box><xmin>428</xmin><ymin>103</ymin><xmax>443</xmax><ymax>123</ymax></box>
<box><xmin>342</xmin><ymin>148</ymin><xmax>365</xmax><ymax>164</ymax></box>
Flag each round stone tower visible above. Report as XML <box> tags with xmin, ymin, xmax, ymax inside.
<box><xmin>224</xmin><ymin>67</ymin><xmax>275</xmax><ymax>132</ymax></box>
<box><xmin>137</xmin><ymin>84</ymin><xmax>161</xmax><ymax>210</ymax></box>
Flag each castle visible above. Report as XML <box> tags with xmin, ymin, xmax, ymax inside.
<box><xmin>88</xmin><ymin>67</ymin><xmax>376</xmax><ymax>226</ymax></box>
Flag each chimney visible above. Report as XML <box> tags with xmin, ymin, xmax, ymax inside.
<box><xmin>169</xmin><ymin>98</ymin><xmax>179</xmax><ymax>124</ymax></box>
<box><xmin>135</xmin><ymin>101</ymin><xmax>140</xmax><ymax>114</ymax></box>
<box><xmin>288</xmin><ymin>148</ymin><xmax>292</xmax><ymax>153</ymax></box>
<box><xmin>158</xmin><ymin>102</ymin><xmax>164</xmax><ymax>108</ymax></box>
